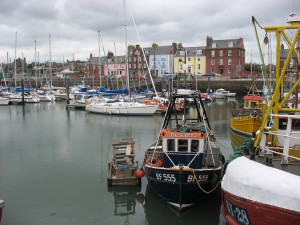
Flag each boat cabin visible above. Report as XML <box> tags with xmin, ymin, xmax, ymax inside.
<box><xmin>160</xmin><ymin>128</ymin><xmax>207</xmax><ymax>153</ymax></box>
<box><xmin>243</xmin><ymin>95</ymin><xmax>264</xmax><ymax>109</ymax></box>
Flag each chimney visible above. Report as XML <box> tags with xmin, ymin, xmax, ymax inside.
<box><xmin>206</xmin><ymin>36</ymin><xmax>213</xmax><ymax>47</ymax></box>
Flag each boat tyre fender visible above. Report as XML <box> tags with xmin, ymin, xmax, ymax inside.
<box><xmin>184</xmin><ymin>121</ymin><xmax>205</xmax><ymax>130</ymax></box>
<box><xmin>146</xmin><ymin>158</ymin><xmax>164</xmax><ymax>167</ymax></box>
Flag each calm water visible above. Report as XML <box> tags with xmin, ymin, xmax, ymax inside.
<box><xmin>0</xmin><ymin>98</ymin><xmax>237</xmax><ymax>225</ymax></box>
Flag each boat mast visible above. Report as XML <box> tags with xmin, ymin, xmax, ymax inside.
<box><xmin>98</xmin><ymin>30</ymin><xmax>102</xmax><ymax>88</ymax></box>
<box><xmin>14</xmin><ymin>31</ymin><xmax>17</xmax><ymax>88</ymax></box>
<box><xmin>35</xmin><ymin>40</ymin><xmax>37</xmax><ymax>88</ymax></box>
<box><xmin>114</xmin><ymin>42</ymin><xmax>119</xmax><ymax>89</ymax></box>
<box><xmin>123</xmin><ymin>0</ymin><xmax>130</xmax><ymax>100</ymax></box>
<box><xmin>49</xmin><ymin>34</ymin><xmax>52</xmax><ymax>89</ymax></box>
<box><xmin>21</xmin><ymin>52</ymin><xmax>25</xmax><ymax>83</ymax></box>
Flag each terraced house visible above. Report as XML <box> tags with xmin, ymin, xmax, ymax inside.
<box><xmin>205</xmin><ymin>36</ymin><xmax>245</xmax><ymax>76</ymax></box>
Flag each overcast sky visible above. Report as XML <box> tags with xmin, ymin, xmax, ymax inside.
<box><xmin>0</xmin><ymin>0</ymin><xmax>298</xmax><ymax>65</ymax></box>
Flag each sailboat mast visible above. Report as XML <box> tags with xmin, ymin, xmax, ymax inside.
<box><xmin>98</xmin><ymin>30</ymin><xmax>102</xmax><ymax>88</ymax></box>
<box><xmin>49</xmin><ymin>34</ymin><xmax>52</xmax><ymax>88</ymax></box>
<box><xmin>21</xmin><ymin>52</ymin><xmax>24</xmax><ymax>81</ymax></box>
<box><xmin>114</xmin><ymin>42</ymin><xmax>119</xmax><ymax>89</ymax></box>
<box><xmin>124</xmin><ymin>0</ymin><xmax>130</xmax><ymax>100</ymax></box>
<box><xmin>35</xmin><ymin>40</ymin><xmax>37</xmax><ymax>88</ymax></box>
<box><xmin>38</xmin><ymin>52</ymin><xmax>42</xmax><ymax>86</ymax></box>
<box><xmin>14</xmin><ymin>31</ymin><xmax>17</xmax><ymax>88</ymax></box>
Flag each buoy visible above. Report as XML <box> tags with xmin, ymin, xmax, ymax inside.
<box><xmin>136</xmin><ymin>168</ymin><xmax>145</xmax><ymax>178</ymax></box>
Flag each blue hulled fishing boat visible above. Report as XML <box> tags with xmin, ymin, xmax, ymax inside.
<box><xmin>143</xmin><ymin>94</ymin><xmax>225</xmax><ymax>210</ymax></box>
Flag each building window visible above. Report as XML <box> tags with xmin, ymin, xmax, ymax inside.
<box><xmin>228</xmin><ymin>50</ymin><xmax>232</xmax><ymax>57</ymax></box>
<box><xmin>197</xmin><ymin>57</ymin><xmax>200</xmax><ymax>61</ymax></box>
<box><xmin>134</xmin><ymin>57</ymin><xmax>136</xmax><ymax>62</ymax></box>
<box><xmin>212</xmin><ymin>43</ymin><xmax>217</xmax><ymax>48</ymax></box>
<box><xmin>219</xmin><ymin>50</ymin><xmax>223</xmax><ymax>57</ymax></box>
<box><xmin>219</xmin><ymin>59</ymin><xmax>223</xmax><ymax>65</ymax></box>
<box><xmin>188</xmin><ymin>57</ymin><xmax>191</xmax><ymax>62</ymax></box>
<box><xmin>211</xmin><ymin>59</ymin><xmax>215</xmax><ymax>65</ymax></box>
<box><xmin>180</xmin><ymin>51</ymin><xmax>185</xmax><ymax>56</ymax></box>
<box><xmin>197</xmin><ymin>50</ymin><xmax>203</xmax><ymax>55</ymax></box>
<box><xmin>228</xmin><ymin>67</ymin><xmax>232</xmax><ymax>73</ymax></box>
<box><xmin>129</xmin><ymin>64</ymin><xmax>131</xmax><ymax>69</ymax></box>
<box><xmin>133</xmin><ymin>64</ymin><xmax>136</xmax><ymax>69</ymax></box>
<box><xmin>212</xmin><ymin>68</ymin><xmax>215</xmax><ymax>73</ymax></box>
<box><xmin>228</xmin><ymin>42</ymin><xmax>233</xmax><ymax>47</ymax></box>
<box><xmin>211</xmin><ymin>50</ymin><xmax>215</xmax><ymax>57</ymax></box>
<box><xmin>197</xmin><ymin>64</ymin><xmax>200</xmax><ymax>69</ymax></box>
<box><xmin>228</xmin><ymin>58</ymin><xmax>232</xmax><ymax>65</ymax></box>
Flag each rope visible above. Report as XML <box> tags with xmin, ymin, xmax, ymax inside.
<box><xmin>192</xmin><ymin>170</ymin><xmax>222</xmax><ymax>194</ymax></box>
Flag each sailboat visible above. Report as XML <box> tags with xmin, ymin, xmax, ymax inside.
<box><xmin>86</xmin><ymin>0</ymin><xmax>158</xmax><ymax>116</ymax></box>
<box><xmin>222</xmin><ymin>14</ymin><xmax>300</xmax><ymax>225</ymax></box>
<box><xmin>0</xmin><ymin>64</ymin><xmax>9</xmax><ymax>105</ymax></box>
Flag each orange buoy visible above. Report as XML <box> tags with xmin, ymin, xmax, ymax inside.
<box><xmin>136</xmin><ymin>168</ymin><xmax>145</xmax><ymax>178</ymax></box>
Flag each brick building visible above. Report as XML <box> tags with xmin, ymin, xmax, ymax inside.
<box><xmin>205</xmin><ymin>36</ymin><xmax>245</xmax><ymax>76</ymax></box>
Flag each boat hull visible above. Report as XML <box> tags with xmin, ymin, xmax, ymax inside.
<box><xmin>222</xmin><ymin>156</ymin><xmax>300</xmax><ymax>225</ymax></box>
<box><xmin>144</xmin><ymin>165</ymin><xmax>223</xmax><ymax>210</ymax></box>
<box><xmin>222</xmin><ymin>190</ymin><xmax>300</xmax><ymax>225</ymax></box>
<box><xmin>86</xmin><ymin>102</ymin><xmax>158</xmax><ymax>116</ymax></box>
<box><xmin>0</xmin><ymin>97</ymin><xmax>9</xmax><ymax>105</ymax></box>
<box><xmin>230</xmin><ymin>115</ymin><xmax>261</xmax><ymax>137</ymax></box>
<box><xmin>0</xmin><ymin>200</ymin><xmax>4</xmax><ymax>222</ymax></box>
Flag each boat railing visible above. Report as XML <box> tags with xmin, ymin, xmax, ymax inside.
<box><xmin>259</xmin><ymin>114</ymin><xmax>300</xmax><ymax>164</ymax></box>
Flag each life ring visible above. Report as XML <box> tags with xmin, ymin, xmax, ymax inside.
<box><xmin>146</xmin><ymin>158</ymin><xmax>164</xmax><ymax>167</ymax></box>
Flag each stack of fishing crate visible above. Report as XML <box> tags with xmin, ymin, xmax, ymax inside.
<box><xmin>108</xmin><ymin>138</ymin><xmax>140</xmax><ymax>186</ymax></box>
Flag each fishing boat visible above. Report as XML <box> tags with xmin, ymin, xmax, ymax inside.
<box><xmin>0</xmin><ymin>200</ymin><xmax>4</xmax><ymax>222</ymax></box>
<box><xmin>222</xmin><ymin>14</ymin><xmax>300</xmax><ymax>225</ymax></box>
<box><xmin>143</xmin><ymin>93</ymin><xmax>225</xmax><ymax>210</ymax></box>
<box><xmin>230</xmin><ymin>95</ymin><xmax>264</xmax><ymax>137</ymax></box>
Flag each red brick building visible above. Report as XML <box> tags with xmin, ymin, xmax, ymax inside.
<box><xmin>205</xmin><ymin>36</ymin><xmax>245</xmax><ymax>76</ymax></box>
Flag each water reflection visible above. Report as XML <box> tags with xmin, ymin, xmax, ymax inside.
<box><xmin>108</xmin><ymin>186</ymin><xmax>142</xmax><ymax>223</ymax></box>
<box><xmin>230</xmin><ymin>130</ymin><xmax>248</xmax><ymax>150</ymax></box>
<box><xmin>143</xmin><ymin>185</ymin><xmax>225</xmax><ymax>225</ymax></box>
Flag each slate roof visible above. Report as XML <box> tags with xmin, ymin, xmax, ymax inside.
<box><xmin>150</xmin><ymin>45</ymin><xmax>173</xmax><ymax>55</ymax></box>
<box><xmin>206</xmin><ymin>37</ymin><xmax>244</xmax><ymax>49</ymax></box>
<box><xmin>174</xmin><ymin>46</ymin><xmax>206</xmax><ymax>57</ymax></box>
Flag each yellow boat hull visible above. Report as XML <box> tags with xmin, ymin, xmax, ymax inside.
<box><xmin>230</xmin><ymin>115</ymin><xmax>262</xmax><ymax>137</ymax></box>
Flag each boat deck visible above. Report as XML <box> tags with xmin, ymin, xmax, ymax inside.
<box><xmin>249</xmin><ymin>154</ymin><xmax>300</xmax><ymax>176</ymax></box>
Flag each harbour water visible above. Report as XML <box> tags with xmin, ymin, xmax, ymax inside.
<box><xmin>0</xmin><ymin>98</ymin><xmax>236</xmax><ymax>225</ymax></box>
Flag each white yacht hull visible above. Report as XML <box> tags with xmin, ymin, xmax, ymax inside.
<box><xmin>86</xmin><ymin>102</ymin><xmax>158</xmax><ymax>115</ymax></box>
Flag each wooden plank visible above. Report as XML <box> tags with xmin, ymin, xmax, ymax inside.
<box><xmin>126</xmin><ymin>145</ymin><xmax>132</xmax><ymax>156</ymax></box>
<box><xmin>125</xmin><ymin>157</ymin><xmax>133</xmax><ymax>165</ymax></box>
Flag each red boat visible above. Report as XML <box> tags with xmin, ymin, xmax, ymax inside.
<box><xmin>222</xmin><ymin>13</ymin><xmax>300</xmax><ymax>225</ymax></box>
<box><xmin>222</xmin><ymin>156</ymin><xmax>300</xmax><ymax>225</ymax></box>
<box><xmin>0</xmin><ymin>200</ymin><xmax>4</xmax><ymax>223</ymax></box>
